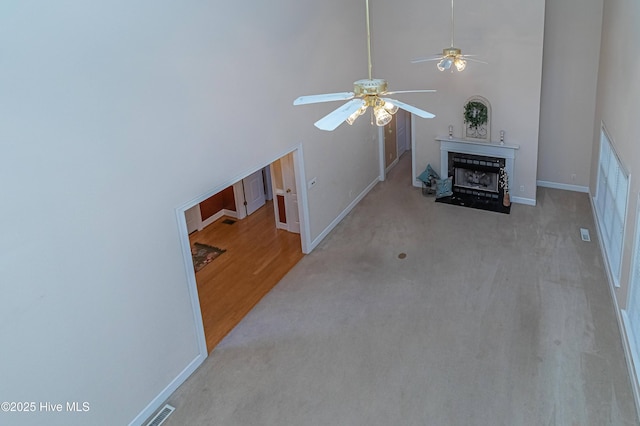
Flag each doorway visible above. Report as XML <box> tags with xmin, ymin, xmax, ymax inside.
<box><xmin>270</xmin><ymin>152</ymin><xmax>300</xmax><ymax>234</ymax></box>
<box><xmin>243</xmin><ymin>168</ymin><xmax>267</xmax><ymax>216</ymax></box>
<box><xmin>380</xmin><ymin>109</ymin><xmax>413</xmax><ymax>179</ymax></box>
<box><xmin>189</xmin><ymin>199</ymin><xmax>303</xmax><ymax>352</ymax></box>
<box><xmin>177</xmin><ymin>146</ymin><xmax>310</xmax><ymax>354</ymax></box>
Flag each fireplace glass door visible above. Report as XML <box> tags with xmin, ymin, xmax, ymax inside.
<box><xmin>454</xmin><ymin>168</ymin><xmax>499</xmax><ymax>193</ymax></box>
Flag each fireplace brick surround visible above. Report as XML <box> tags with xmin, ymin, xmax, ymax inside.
<box><xmin>435</xmin><ymin>137</ymin><xmax>519</xmax><ymax>213</ymax></box>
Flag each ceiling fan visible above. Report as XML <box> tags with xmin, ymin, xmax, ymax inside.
<box><xmin>293</xmin><ymin>0</ymin><xmax>436</xmax><ymax>131</ymax></box>
<box><xmin>411</xmin><ymin>0</ymin><xmax>486</xmax><ymax>72</ymax></box>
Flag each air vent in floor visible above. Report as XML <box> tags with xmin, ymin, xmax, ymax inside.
<box><xmin>145</xmin><ymin>404</ymin><xmax>175</xmax><ymax>426</ymax></box>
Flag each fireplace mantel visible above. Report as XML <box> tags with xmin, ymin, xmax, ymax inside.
<box><xmin>436</xmin><ymin>137</ymin><xmax>519</xmax><ymax>192</ymax></box>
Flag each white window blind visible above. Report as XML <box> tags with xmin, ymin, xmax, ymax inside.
<box><xmin>594</xmin><ymin>127</ymin><xmax>629</xmax><ymax>286</ymax></box>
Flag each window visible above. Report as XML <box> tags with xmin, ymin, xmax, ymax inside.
<box><xmin>594</xmin><ymin>126</ymin><xmax>629</xmax><ymax>286</ymax></box>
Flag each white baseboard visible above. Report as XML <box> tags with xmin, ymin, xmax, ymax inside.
<box><xmin>309</xmin><ymin>177</ymin><xmax>379</xmax><ymax>251</ymax></box>
<box><xmin>385</xmin><ymin>158</ymin><xmax>399</xmax><ymax>175</ymax></box>
<box><xmin>621</xmin><ymin>311</ymin><xmax>640</xmax><ymax>422</ymax></box>
<box><xmin>537</xmin><ymin>180</ymin><xmax>589</xmax><ymax>193</ymax></box>
<box><xmin>223</xmin><ymin>209</ymin><xmax>238</xmax><ymax>219</ymax></box>
<box><xmin>199</xmin><ymin>209</ymin><xmax>238</xmax><ymax>230</ymax></box>
<box><xmin>128</xmin><ymin>353</ymin><xmax>206</xmax><ymax>426</ymax></box>
<box><xmin>510</xmin><ymin>195</ymin><xmax>536</xmax><ymax>206</ymax></box>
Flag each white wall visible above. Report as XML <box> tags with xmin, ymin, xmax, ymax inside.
<box><xmin>0</xmin><ymin>1</ymin><xmax>377</xmax><ymax>425</ymax></box>
<box><xmin>372</xmin><ymin>0</ymin><xmax>546</xmax><ymax>204</ymax></box>
<box><xmin>592</xmin><ymin>0</ymin><xmax>640</xmax><ymax>310</ymax></box>
<box><xmin>538</xmin><ymin>0</ymin><xmax>603</xmax><ymax>188</ymax></box>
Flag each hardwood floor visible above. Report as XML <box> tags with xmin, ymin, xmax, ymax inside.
<box><xmin>189</xmin><ymin>200</ymin><xmax>304</xmax><ymax>353</ymax></box>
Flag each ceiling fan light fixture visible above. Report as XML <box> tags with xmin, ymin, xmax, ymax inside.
<box><xmin>383</xmin><ymin>100</ymin><xmax>399</xmax><ymax>114</ymax></box>
<box><xmin>374</xmin><ymin>105</ymin><xmax>393</xmax><ymax>127</ymax></box>
<box><xmin>345</xmin><ymin>111</ymin><xmax>359</xmax><ymax>126</ymax></box>
<box><xmin>437</xmin><ymin>57</ymin><xmax>453</xmax><ymax>71</ymax></box>
<box><xmin>443</xmin><ymin>47</ymin><xmax>461</xmax><ymax>57</ymax></box>
<box><xmin>345</xmin><ymin>105</ymin><xmax>368</xmax><ymax>125</ymax></box>
<box><xmin>409</xmin><ymin>0</ymin><xmax>484</xmax><ymax>73</ymax></box>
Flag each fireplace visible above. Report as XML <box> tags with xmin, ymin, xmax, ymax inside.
<box><xmin>435</xmin><ymin>137</ymin><xmax>519</xmax><ymax>214</ymax></box>
<box><xmin>448</xmin><ymin>152</ymin><xmax>507</xmax><ymax>212</ymax></box>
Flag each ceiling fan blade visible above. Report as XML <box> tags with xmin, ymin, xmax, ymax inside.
<box><xmin>464</xmin><ymin>57</ymin><xmax>488</xmax><ymax>64</ymax></box>
<box><xmin>293</xmin><ymin>92</ymin><xmax>355</xmax><ymax>106</ymax></box>
<box><xmin>410</xmin><ymin>56</ymin><xmax>443</xmax><ymax>64</ymax></box>
<box><xmin>314</xmin><ymin>99</ymin><xmax>366</xmax><ymax>131</ymax></box>
<box><xmin>384</xmin><ymin>89</ymin><xmax>436</xmax><ymax>95</ymax></box>
<box><xmin>381</xmin><ymin>98</ymin><xmax>435</xmax><ymax>119</ymax></box>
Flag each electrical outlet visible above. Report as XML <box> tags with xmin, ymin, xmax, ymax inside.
<box><xmin>571</xmin><ymin>174</ymin><xmax>576</xmax><ymax>182</ymax></box>
<box><xmin>580</xmin><ymin>228</ymin><xmax>591</xmax><ymax>242</ymax></box>
<box><xmin>520</xmin><ymin>185</ymin><xmax>525</xmax><ymax>192</ymax></box>
<box><xmin>308</xmin><ymin>177</ymin><xmax>317</xmax><ymax>189</ymax></box>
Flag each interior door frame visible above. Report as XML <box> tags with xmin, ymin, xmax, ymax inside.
<box><xmin>383</xmin><ymin>113</ymin><xmax>398</xmax><ymax>173</ymax></box>
<box><xmin>378</xmin><ymin>112</ymin><xmax>416</xmax><ymax>183</ymax></box>
<box><xmin>396</xmin><ymin>109</ymin><xmax>410</xmax><ymax>158</ymax></box>
<box><xmin>281</xmin><ymin>153</ymin><xmax>300</xmax><ymax>233</ymax></box>
<box><xmin>174</xmin><ymin>143</ymin><xmax>311</xmax><ymax>360</ymax></box>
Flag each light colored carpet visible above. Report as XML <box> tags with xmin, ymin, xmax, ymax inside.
<box><xmin>164</xmin><ymin>153</ymin><xmax>639</xmax><ymax>426</ymax></box>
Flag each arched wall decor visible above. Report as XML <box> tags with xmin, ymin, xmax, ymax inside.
<box><xmin>463</xmin><ymin>95</ymin><xmax>491</xmax><ymax>141</ymax></box>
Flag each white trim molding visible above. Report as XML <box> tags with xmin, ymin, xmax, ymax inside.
<box><xmin>510</xmin><ymin>196</ymin><xmax>536</xmax><ymax>206</ymax></box>
<box><xmin>128</xmin><ymin>354</ymin><xmax>205</xmax><ymax>426</ymax></box>
<box><xmin>537</xmin><ymin>180</ymin><xmax>589</xmax><ymax>193</ymax></box>
<box><xmin>622</xmin><ymin>310</ymin><xmax>640</xmax><ymax>422</ymax></box>
<box><xmin>309</xmin><ymin>176</ymin><xmax>379</xmax><ymax>251</ymax></box>
<box><xmin>199</xmin><ymin>209</ymin><xmax>238</xmax><ymax>230</ymax></box>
